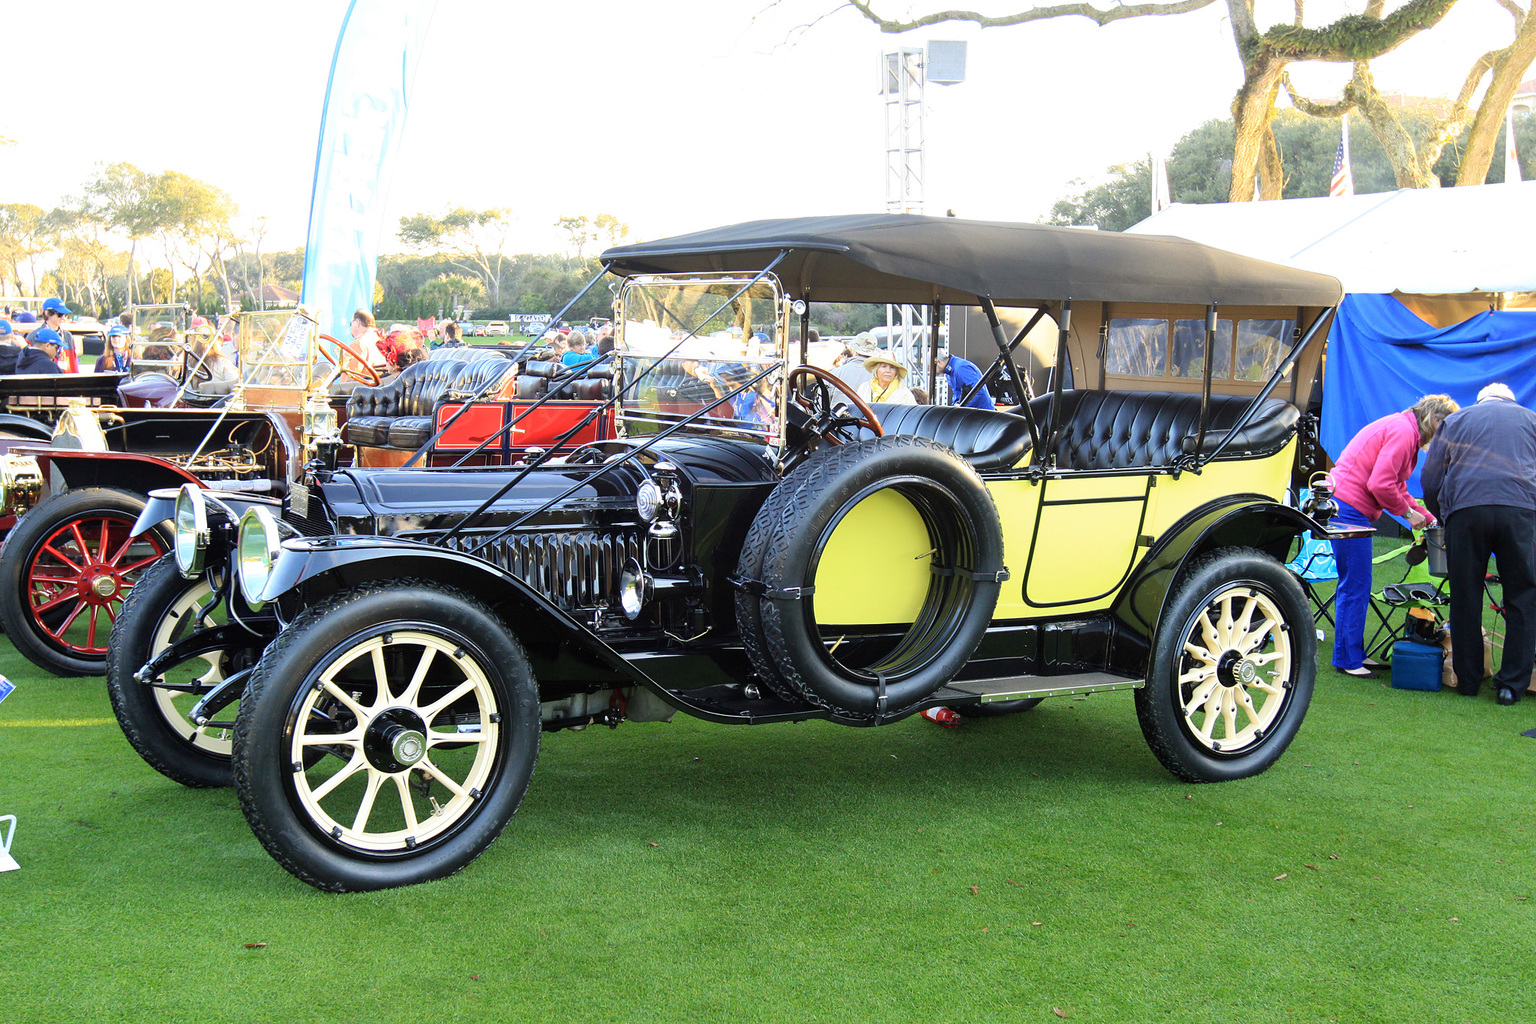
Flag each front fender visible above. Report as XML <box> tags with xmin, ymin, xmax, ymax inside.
<box><xmin>1109</xmin><ymin>497</ymin><xmax>1323</xmax><ymax>678</ymax></box>
<box><xmin>262</xmin><ymin>537</ymin><xmax>657</xmax><ymax>693</ymax></box>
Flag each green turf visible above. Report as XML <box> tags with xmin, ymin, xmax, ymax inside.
<box><xmin>1</xmin><ymin>577</ymin><xmax>1533</xmax><ymax>1023</ymax></box>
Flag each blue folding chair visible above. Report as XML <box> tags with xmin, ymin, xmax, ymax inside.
<box><xmin>1287</xmin><ymin>532</ymin><xmax>1338</xmax><ymax>628</ymax></box>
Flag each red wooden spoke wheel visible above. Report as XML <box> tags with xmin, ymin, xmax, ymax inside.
<box><xmin>0</xmin><ymin>487</ymin><xmax>173</xmax><ymax>676</ymax></box>
<box><xmin>26</xmin><ymin>513</ymin><xmax>165</xmax><ymax>655</ymax></box>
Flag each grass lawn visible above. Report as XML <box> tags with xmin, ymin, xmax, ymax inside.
<box><xmin>2</xmin><ymin>567</ymin><xmax>1534</xmax><ymax>1023</ymax></box>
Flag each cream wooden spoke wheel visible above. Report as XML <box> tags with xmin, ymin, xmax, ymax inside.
<box><xmin>106</xmin><ymin>555</ymin><xmax>269</xmax><ymax>788</ymax></box>
<box><xmin>233</xmin><ymin>583</ymin><xmax>540</xmax><ymax>892</ymax></box>
<box><xmin>1135</xmin><ymin>548</ymin><xmax>1315</xmax><ymax>783</ymax></box>
<box><xmin>1175</xmin><ymin>586</ymin><xmax>1292</xmax><ymax>755</ymax></box>
<box><xmin>288</xmin><ymin>630</ymin><xmax>503</xmax><ymax>854</ymax></box>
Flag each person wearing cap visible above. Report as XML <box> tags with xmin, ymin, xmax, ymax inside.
<box><xmin>39</xmin><ymin>297</ymin><xmax>75</xmax><ymax>351</ymax></box>
<box><xmin>13</xmin><ymin>311</ymin><xmax>38</xmax><ymax>333</ymax></box>
<box><xmin>1422</xmin><ymin>382</ymin><xmax>1536</xmax><ymax>705</ymax></box>
<box><xmin>856</xmin><ymin>353</ymin><xmax>916</xmax><ymax>405</ymax></box>
<box><xmin>835</xmin><ymin>334</ymin><xmax>877</xmax><ymax>392</ymax></box>
<box><xmin>95</xmin><ymin>323</ymin><xmax>133</xmax><ymax>373</ymax></box>
<box><xmin>16</xmin><ymin>328</ymin><xmax>66</xmax><ymax>374</ymax></box>
<box><xmin>935</xmin><ymin>346</ymin><xmax>996</xmax><ymax>410</ymax></box>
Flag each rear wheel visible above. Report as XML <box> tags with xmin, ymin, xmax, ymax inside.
<box><xmin>0</xmin><ymin>487</ymin><xmax>168</xmax><ymax>676</ymax></box>
<box><xmin>233</xmin><ymin>582</ymin><xmax>540</xmax><ymax>891</ymax></box>
<box><xmin>1134</xmin><ymin>548</ymin><xmax>1315</xmax><ymax>782</ymax></box>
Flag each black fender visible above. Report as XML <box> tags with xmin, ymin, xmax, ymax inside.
<box><xmin>262</xmin><ymin>537</ymin><xmax>659</xmax><ymax>695</ymax></box>
<box><xmin>1109</xmin><ymin>496</ymin><xmax>1322</xmax><ymax>679</ymax></box>
<box><xmin>0</xmin><ymin>414</ymin><xmax>54</xmax><ymax>441</ymax></box>
<box><xmin>42</xmin><ymin>450</ymin><xmax>202</xmax><ymax>495</ymax></box>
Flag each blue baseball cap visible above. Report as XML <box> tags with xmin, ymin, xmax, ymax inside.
<box><xmin>13</xmin><ymin>311</ymin><xmax>36</xmax><ymax>325</ymax></box>
<box><xmin>31</xmin><ymin>327</ymin><xmax>64</xmax><ymax>347</ymax></box>
<box><xmin>0</xmin><ymin>319</ymin><xmax>11</xmax><ymax>337</ymax></box>
<box><xmin>108</xmin><ymin>323</ymin><xmax>130</xmax><ymax>338</ymax></box>
<box><xmin>42</xmin><ymin>297</ymin><xmax>71</xmax><ymax>317</ymax></box>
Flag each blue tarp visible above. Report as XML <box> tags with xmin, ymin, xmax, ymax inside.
<box><xmin>1321</xmin><ymin>293</ymin><xmax>1536</xmax><ymax>498</ymax></box>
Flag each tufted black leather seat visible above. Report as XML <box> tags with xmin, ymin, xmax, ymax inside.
<box><xmin>346</xmin><ymin>358</ymin><xmax>514</xmax><ymax>449</ymax></box>
<box><xmin>1027</xmin><ymin>390</ymin><xmax>1299</xmax><ymax>471</ymax></box>
<box><xmin>859</xmin><ymin>404</ymin><xmax>1035</xmax><ymax>473</ymax></box>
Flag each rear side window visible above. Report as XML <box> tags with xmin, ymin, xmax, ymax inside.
<box><xmin>1106</xmin><ymin>315</ymin><xmax>1293</xmax><ymax>383</ymax></box>
<box><xmin>1104</xmin><ymin>318</ymin><xmax>1168</xmax><ymax>376</ymax></box>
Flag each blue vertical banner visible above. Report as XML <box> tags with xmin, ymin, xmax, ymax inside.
<box><xmin>301</xmin><ymin>0</ymin><xmax>437</xmax><ymax>339</ymax></box>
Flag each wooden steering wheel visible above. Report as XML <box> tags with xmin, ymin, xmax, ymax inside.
<box><xmin>782</xmin><ymin>364</ymin><xmax>883</xmax><ymax>465</ymax></box>
<box><xmin>317</xmin><ymin>333</ymin><xmax>383</xmax><ymax>386</ymax></box>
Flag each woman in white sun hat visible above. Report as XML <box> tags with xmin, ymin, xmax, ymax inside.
<box><xmin>856</xmin><ymin>352</ymin><xmax>916</xmax><ymax>405</ymax></box>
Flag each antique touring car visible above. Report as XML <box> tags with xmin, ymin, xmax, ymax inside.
<box><xmin>108</xmin><ymin>214</ymin><xmax>1349</xmax><ymax>891</ymax></box>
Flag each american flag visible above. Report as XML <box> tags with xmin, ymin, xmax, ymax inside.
<box><xmin>1330</xmin><ymin>119</ymin><xmax>1354</xmax><ymax>197</ymax></box>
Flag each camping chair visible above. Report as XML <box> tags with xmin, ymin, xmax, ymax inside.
<box><xmin>1286</xmin><ymin>532</ymin><xmax>1338</xmax><ymax>629</ymax></box>
<box><xmin>1363</xmin><ymin>539</ymin><xmax>1448</xmax><ymax>663</ymax></box>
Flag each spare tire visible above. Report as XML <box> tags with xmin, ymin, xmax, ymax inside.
<box><xmin>734</xmin><ymin>435</ymin><xmax>1006</xmax><ymax>720</ymax></box>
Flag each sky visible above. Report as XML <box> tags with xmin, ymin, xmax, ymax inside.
<box><xmin>1</xmin><ymin>0</ymin><xmax>1523</xmax><ymax>258</ymax></box>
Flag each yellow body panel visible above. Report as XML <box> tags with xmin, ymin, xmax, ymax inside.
<box><xmin>803</xmin><ymin>439</ymin><xmax>1297</xmax><ymax>626</ymax></box>
<box><xmin>812</xmin><ymin>488</ymin><xmax>932</xmax><ymax>626</ymax></box>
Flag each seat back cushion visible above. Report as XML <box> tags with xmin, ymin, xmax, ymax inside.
<box><xmin>1029</xmin><ymin>390</ymin><xmax>1300</xmax><ymax>471</ymax></box>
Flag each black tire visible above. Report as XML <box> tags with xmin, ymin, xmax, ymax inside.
<box><xmin>0</xmin><ymin>486</ymin><xmax>169</xmax><ymax>676</ymax></box>
<box><xmin>961</xmin><ymin>697</ymin><xmax>1043</xmax><ymax>718</ymax></box>
<box><xmin>1134</xmin><ymin>546</ymin><xmax>1316</xmax><ymax>783</ymax></box>
<box><xmin>735</xmin><ymin>435</ymin><xmax>1005</xmax><ymax>720</ymax></box>
<box><xmin>233</xmin><ymin>581</ymin><xmax>540</xmax><ymax>892</ymax></box>
<box><xmin>105</xmin><ymin>554</ymin><xmax>270</xmax><ymax>788</ymax></box>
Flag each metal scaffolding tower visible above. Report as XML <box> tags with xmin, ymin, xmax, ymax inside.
<box><xmin>882</xmin><ymin>48</ymin><xmax>925</xmax><ymax>215</ymax></box>
<box><xmin>881</xmin><ymin>48</ymin><xmax>931</xmax><ymax>393</ymax></box>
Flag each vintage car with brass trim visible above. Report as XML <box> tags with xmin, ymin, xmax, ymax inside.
<box><xmin>108</xmin><ymin>214</ymin><xmax>1354</xmax><ymax>892</ymax></box>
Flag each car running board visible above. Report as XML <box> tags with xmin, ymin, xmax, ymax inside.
<box><xmin>936</xmin><ymin>671</ymin><xmax>1142</xmax><ymax>703</ymax></box>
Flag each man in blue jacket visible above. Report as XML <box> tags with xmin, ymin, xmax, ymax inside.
<box><xmin>1422</xmin><ymin>382</ymin><xmax>1536</xmax><ymax>704</ymax></box>
<box><xmin>935</xmin><ymin>345</ymin><xmax>995</xmax><ymax>410</ymax></box>
<box><xmin>15</xmin><ymin>328</ymin><xmax>65</xmax><ymax>374</ymax></box>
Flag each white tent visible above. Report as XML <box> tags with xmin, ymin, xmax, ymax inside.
<box><xmin>1128</xmin><ymin>182</ymin><xmax>1536</xmax><ymax>298</ymax></box>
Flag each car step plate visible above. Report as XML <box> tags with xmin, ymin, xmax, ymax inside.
<box><xmin>938</xmin><ymin>672</ymin><xmax>1141</xmax><ymax>702</ymax></box>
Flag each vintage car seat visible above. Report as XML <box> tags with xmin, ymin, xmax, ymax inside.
<box><xmin>1028</xmin><ymin>390</ymin><xmax>1300</xmax><ymax>470</ymax></box>
<box><xmin>345</xmin><ymin>358</ymin><xmax>514</xmax><ymax>449</ymax></box>
<box><xmin>860</xmin><ymin>404</ymin><xmax>1034</xmax><ymax>473</ymax></box>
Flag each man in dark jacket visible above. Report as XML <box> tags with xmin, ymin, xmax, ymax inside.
<box><xmin>15</xmin><ymin>328</ymin><xmax>65</xmax><ymax>374</ymax></box>
<box><xmin>1422</xmin><ymin>383</ymin><xmax>1536</xmax><ymax>704</ymax></box>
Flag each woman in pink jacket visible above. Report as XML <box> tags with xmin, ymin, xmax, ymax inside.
<box><xmin>1328</xmin><ymin>395</ymin><xmax>1458</xmax><ymax>675</ymax></box>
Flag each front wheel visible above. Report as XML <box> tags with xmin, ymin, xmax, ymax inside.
<box><xmin>0</xmin><ymin>487</ymin><xmax>168</xmax><ymax>676</ymax></box>
<box><xmin>233</xmin><ymin>582</ymin><xmax>540</xmax><ymax>892</ymax></box>
<box><xmin>105</xmin><ymin>554</ymin><xmax>271</xmax><ymax>788</ymax></box>
<box><xmin>1134</xmin><ymin>547</ymin><xmax>1315</xmax><ymax>783</ymax></box>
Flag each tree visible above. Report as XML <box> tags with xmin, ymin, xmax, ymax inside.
<box><xmin>84</xmin><ymin>162</ymin><xmax>157</xmax><ymax>307</ymax></box>
<box><xmin>1047</xmin><ymin>109</ymin><xmax>1530</xmax><ymax>229</ymax></box>
<box><xmin>1281</xmin><ymin>2</ymin><xmax>1536</xmax><ymax>188</ymax></box>
<box><xmin>555</xmin><ymin>215</ymin><xmax>596</xmax><ymax>258</ymax></box>
<box><xmin>415</xmin><ymin>274</ymin><xmax>486</xmax><ymax>318</ymax></box>
<box><xmin>593</xmin><ymin>213</ymin><xmax>632</xmax><ymax>249</ymax></box>
<box><xmin>843</xmin><ymin>1</ymin><xmax>1457</xmax><ymax>201</ymax></box>
<box><xmin>398</xmin><ymin>207</ymin><xmax>513</xmax><ymax>306</ymax></box>
<box><xmin>0</xmin><ymin>204</ymin><xmax>52</xmax><ymax>296</ymax></box>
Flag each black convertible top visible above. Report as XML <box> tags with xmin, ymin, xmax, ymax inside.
<box><xmin>602</xmin><ymin>213</ymin><xmax>1342</xmax><ymax>308</ymax></box>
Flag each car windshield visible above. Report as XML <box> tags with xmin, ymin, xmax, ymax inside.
<box><xmin>237</xmin><ymin>308</ymin><xmax>322</xmax><ymax>391</ymax></box>
<box><xmin>127</xmin><ymin>304</ymin><xmax>192</xmax><ymax>379</ymax></box>
<box><xmin>616</xmin><ymin>274</ymin><xmax>786</xmax><ymax>444</ymax></box>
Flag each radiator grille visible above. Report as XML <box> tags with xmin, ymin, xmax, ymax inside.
<box><xmin>438</xmin><ymin>529</ymin><xmax>643</xmax><ymax>612</ymax></box>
